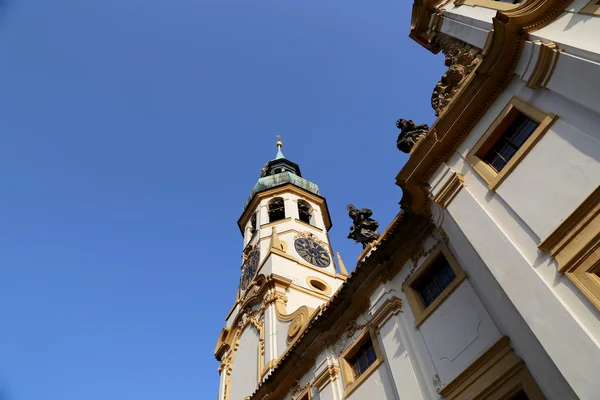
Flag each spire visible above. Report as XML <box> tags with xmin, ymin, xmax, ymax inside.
<box><xmin>270</xmin><ymin>226</ymin><xmax>285</xmax><ymax>252</ymax></box>
<box><xmin>336</xmin><ymin>252</ymin><xmax>350</xmax><ymax>276</ymax></box>
<box><xmin>275</xmin><ymin>135</ymin><xmax>285</xmax><ymax>159</ymax></box>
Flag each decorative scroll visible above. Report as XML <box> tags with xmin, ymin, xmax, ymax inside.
<box><xmin>431</xmin><ymin>33</ymin><xmax>481</xmax><ymax>117</ymax></box>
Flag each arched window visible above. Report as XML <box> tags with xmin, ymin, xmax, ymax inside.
<box><xmin>268</xmin><ymin>197</ymin><xmax>285</xmax><ymax>223</ymax></box>
<box><xmin>298</xmin><ymin>200</ymin><xmax>313</xmax><ymax>225</ymax></box>
<box><xmin>250</xmin><ymin>213</ymin><xmax>257</xmax><ymax>234</ymax></box>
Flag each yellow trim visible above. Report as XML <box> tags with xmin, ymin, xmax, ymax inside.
<box><xmin>454</xmin><ymin>0</ymin><xmax>520</xmax><ymax>11</ymax></box>
<box><xmin>336</xmin><ymin>252</ymin><xmax>350</xmax><ymax>276</ymax></box>
<box><xmin>290</xmin><ymin>282</ymin><xmax>331</xmax><ymax>301</ymax></box>
<box><xmin>293</xmin><ymin>384</ymin><xmax>313</xmax><ymax>400</ymax></box>
<box><xmin>261</xmin><ymin>247</ymin><xmax>340</xmax><ymax>279</ymax></box>
<box><xmin>540</xmin><ymin>186</ymin><xmax>600</xmax><ymax>311</ymax></box>
<box><xmin>433</xmin><ymin>171</ymin><xmax>465</xmax><ymax>208</ymax></box>
<box><xmin>339</xmin><ymin>326</ymin><xmax>384</xmax><ymax>397</ymax></box>
<box><xmin>260</xmin><ymin>217</ymin><xmax>292</xmax><ymax>229</ymax></box>
<box><xmin>306</xmin><ymin>276</ymin><xmax>333</xmax><ymax>295</ymax></box>
<box><xmin>526</xmin><ymin>42</ymin><xmax>560</xmax><ymax>89</ymax></box>
<box><xmin>239</xmin><ymin>183</ymin><xmax>333</xmax><ymax>233</ymax></box>
<box><xmin>313</xmin><ymin>365</ymin><xmax>341</xmax><ymax>392</ymax></box>
<box><xmin>403</xmin><ymin>244</ymin><xmax>467</xmax><ymax>327</ymax></box>
<box><xmin>580</xmin><ymin>0</ymin><xmax>600</xmax><ymax>15</ymax></box>
<box><xmin>466</xmin><ymin>97</ymin><xmax>558</xmax><ymax>192</ymax></box>
<box><xmin>294</xmin><ymin>218</ymin><xmax>323</xmax><ymax>232</ymax></box>
<box><xmin>440</xmin><ymin>337</ymin><xmax>545</xmax><ymax>400</ymax></box>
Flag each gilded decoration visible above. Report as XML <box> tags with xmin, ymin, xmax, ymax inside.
<box><xmin>431</xmin><ymin>33</ymin><xmax>481</xmax><ymax>117</ymax></box>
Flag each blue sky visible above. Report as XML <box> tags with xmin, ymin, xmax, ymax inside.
<box><xmin>0</xmin><ymin>0</ymin><xmax>444</xmax><ymax>398</ymax></box>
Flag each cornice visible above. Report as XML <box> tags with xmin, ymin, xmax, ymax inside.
<box><xmin>247</xmin><ymin>212</ymin><xmax>433</xmax><ymax>399</ymax></box>
<box><xmin>400</xmin><ymin>0</ymin><xmax>573</xmax><ymax>215</ymax></box>
<box><xmin>238</xmin><ymin>183</ymin><xmax>333</xmax><ymax>234</ymax></box>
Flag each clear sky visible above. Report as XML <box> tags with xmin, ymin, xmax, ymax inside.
<box><xmin>0</xmin><ymin>0</ymin><xmax>444</xmax><ymax>398</ymax></box>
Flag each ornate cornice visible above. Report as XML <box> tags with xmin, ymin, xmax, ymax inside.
<box><xmin>400</xmin><ymin>0</ymin><xmax>574</xmax><ymax>215</ymax></box>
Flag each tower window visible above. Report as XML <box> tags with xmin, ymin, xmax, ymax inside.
<box><xmin>297</xmin><ymin>200</ymin><xmax>313</xmax><ymax>225</ymax></box>
<box><xmin>250</xmin><ymin>213</ymin><xmax>257</xmax><ymax>234</ymax></box>
<box><xmin>268</xmin><ymin>197</ymin><xmax>285</xmax><ymax>223</ymax></box>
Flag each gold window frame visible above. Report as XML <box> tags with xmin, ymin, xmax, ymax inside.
<box><xmin>581</xmin><ymin>1</ymin><xmax>600</xmax><ymax>16</ymax></box>
<box><xmin>403</xmin><ymin>244</ymin><xmax>467</xmax><ymax>327</ymax></box>
<box><xmin>540</xmin><ymin>186</ymin><xmax>600</xmax><ymax>311</ymax></box>
<box><xmin>466</xmin><ymin>97</ymin><xmax>558</xmax><ymax>191</ymax></box>
<box><xmin>339</xmin><ymin>327</ymin><xmax>384</xmax><ymax>397</ymax></box>
<box><xmin>454</xmin><ymin>0</ymin><xmax>524</xmax><ymax>11</ymax></box>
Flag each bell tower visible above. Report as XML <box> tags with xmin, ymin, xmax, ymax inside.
<box><xmin>215</xmin><ymin>138</ymin><xmax>348</xmax><ymax>400</ymax></box>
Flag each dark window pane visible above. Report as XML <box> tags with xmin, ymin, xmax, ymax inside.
<box><xmin>349</xmin><ymin>339</ymin><xmax>378</xmax><ymax>379</ymax></box>
<box><xmin>508</xmin><ymin>390</ymin><xmax>529</xmax><ymax>400</ymax></box>
<box><xmin>415</xmin><ymin>255</ymin><xmax>457</xmax><ymax>308</ymax></box>
<box><xmin>268</xmin><ymin>198</ymin><xmax>285</xmax><ymax>222</ymax></box>
<box><xmin>482</xmin><ymin>112</ymin><xmax>539</xmax><ymax>173</ymax></box>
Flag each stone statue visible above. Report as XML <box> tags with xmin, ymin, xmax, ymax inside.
<box><xmin>347</xmin><ymin>204</ymin><xmax>380</xmax><ymax>249</ymax></box>
<box><xmin>396</xmin><ymin>119</ymin><xmax>429</xmax><ymax>153</ymax></box>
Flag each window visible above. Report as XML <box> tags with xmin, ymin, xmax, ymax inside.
<box><xmin>306</xmin><ymin>277</ymin><xmax>332</xmax><ymax>295</ymax></box>
<box><xmin>414</xmin><ymin>256</ymin><xmax>456</xmax><ymax>307</ymax></box>
<box><xmin>403</xmin><ymin>244</ymin><xmax>467</xmax><ymax>327</ymax></box>
<box><xmin>508</xmin><ymin>390</ymin><xmax>530</xmax><ymax>400</ymax></box>
<box><xmin>539</xmin><ymin>186</ymin><xmax>600</xmax><ymax>312</ymax></box>
<box><xmin>480</xmin><ymin>113</ymin><xmax>539</xmax><ymax>173</ymax></box>
<box><xmin>467</xmin><ymin>97</ymin><xmax>557</xmax><ymax>191</ymax></box>
<box><xmin>349</xmin><ymin>340</ymin><xmax>377</xmax><ymax>379</ymax></box>
<box><xmin>297</xmin><ymin>200</ymin><xmax>313</xmax><ymax>225</ymax></box>
<box><xmin>581</xmin><ymin>0</ymin><xmax>600</xmax><ymax>15</ymax></box>
<box><xmin>250</xmin><ymin>213</ymin><xmax>257</xmax><ymax>234</ymax></box>
<box><xmin>268</xmin><ymin>197</ymin><xmax>286</xmax><ymax>223</ymax></box>
<box><xmin>339</xmin><ymin>327</ymin><xmax>383</xmax><ymax>397</ymax></box>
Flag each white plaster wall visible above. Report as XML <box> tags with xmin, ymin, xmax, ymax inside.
<box><xmin>378</xmin><ymin>316</ymin><xmax>425</xmax><ymax>400</ymax></box>
<box><xmin>228</xmin><ymin>326</ymin><xmax>260</xmax><ymax>400</ymax></box>
<box><xmin>442</xmin><ymin>186</ymin><xmax>600</xmax><ymax>399</ymax></box>
<box><xmin>530</xmin><ymin>3</ymin><xmax>600</xmax><ymax>63</ymax></box>
<box><xmin>456</xmin><ymin>79</ymin><xmax>600</xmax><ymax>242</ymax></box>
<box><xmin>438</xmin><ymin>207</ymin><xmax>577</xmax><ymax>399</ymax></box>
<box><xmin>420</xmin><ymin>281</ymin><xmax>502</xmax><ymax>387</ymax></box>
<box><xmin>346</xmin><ymin>366</ymin><xmax>396</xmax><ymax>400</ymax></box>
<box><xmin>439</xmin><ymin>3</ymin><xmax>494</xmax><ymax>49</ymax></box>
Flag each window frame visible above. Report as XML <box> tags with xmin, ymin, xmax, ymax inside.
<box><xmin>297</xmin><ymin>199</ymin><xmax>314</xmax><ymax>225</ymax></box>
<box><xmin>403</xmin><ymin>244</ymin><xmax>467</xmax><ymax>327</ymax></box>
<box><xmin>539</xmin><ymin>186</ymin><xmax>600</xmax><ymax>311</ymax></box>
<box><xmin>454</xmin><ymin>0</ymin><xmax>525</xmax><ymax>11</ymax></box>
<box><xmin>466</xmin><ymin>97</ymin><xmax>557</xmax><ymax>192</ymax></box>
<box><xmin>339</xmin><ymin>327</ymin><xmax>384</xmax><ymax>397</ymax></box>
<box><xmin>580</xmin><ymin>0</ymin><xmax>600</xmax><ymax>16</ymax></box>
<box><xmin>267</xmin><ymin>197</ymin><xmax>286</xmax><ymax>223</ymax></box>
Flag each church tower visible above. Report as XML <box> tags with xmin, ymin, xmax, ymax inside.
<box><xmin>215</xmin><ymin>139</ymin><xmax>348</xmax><ymax>400</ymax></box>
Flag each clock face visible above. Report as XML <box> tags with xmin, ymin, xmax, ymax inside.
<box><xmin>240</xmin><ymin>249</ymin><xmax>260</xmax><ymax>290</ymax></box>
<box><xmin>294</xmin><ymin>238</ymin><xmax>330</xmax><ymax>268</ymax></box>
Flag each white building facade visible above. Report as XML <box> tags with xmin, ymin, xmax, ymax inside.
<box><xmin>215</xmin><ymin>2</ymin><xmax>600</xmax><ymax>399</ymax></box>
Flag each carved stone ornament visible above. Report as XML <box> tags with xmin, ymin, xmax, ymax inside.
<box><xmin>347</xmin><ymin>204</ymin><xmax>380</xmax><ymax>249</ymax></box>
<box><xmin>431</xmin><ymin>33</ymin><xmax>481</xmax><ymax>117</ymax></box>
<box><xmin>396</xmin><ymin>119</ymin><xmax>430</xmax><ymax>153</ymax></box>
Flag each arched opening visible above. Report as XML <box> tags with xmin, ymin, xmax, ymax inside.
<box><xmin>298</xmin><ymin>200</ymin><xmax>313</xmax><ymax>225</ymax></box>
<box><xmin>250</xmin><ymin>213</ymin><xmax>257</xmax><ymax>234</ymax></box>
<box><xmin>268</xmin><ymin>197</ymin><xmax>285</xmax><ymax>223</ymax></box>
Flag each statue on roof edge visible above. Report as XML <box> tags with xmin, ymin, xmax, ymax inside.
<box><xmin>347</xmin><ymin>204</ymin><xmax>380</xmax><ymax>249</ymax></box>
<box><xmin>396</xmin><ymin>119</ymin><xmax>429</xmax><ymax>153</ymax></box>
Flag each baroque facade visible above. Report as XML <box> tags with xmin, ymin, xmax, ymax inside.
<box><xmin>215</xmin><ymin>1</ymin><xmax>600</xmax><ymax>399</ymax></box>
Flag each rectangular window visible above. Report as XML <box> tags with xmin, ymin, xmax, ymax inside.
<box><xmin>466</xmin><ymin>97</ymin><xmax>557</xmax><ymax>191</ymax></box>
<box><xmin>480</xmin><ymin>112</ymin><xmax>539</xmax><ymax>173</ymax></box>
<box><xmin>415</xmin><ymin>256</ymin><xmax>457</xmax><ymax>307</ymax></box>
<box><xmin>349</xmin><ymin>339</ymin><xmax>378</xmax><ymax>378</ymax></box>
<box><xmin>403</xmin><ymin>244</ymin><xmax>467</xmax><ymax>327</ymax></box>
<box><xmin>339</xmin><ymin>327</ymin><xmax>384</xmax><ymax>397</ymax></box>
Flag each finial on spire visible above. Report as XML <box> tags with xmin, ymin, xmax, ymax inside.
<box><xmin>275</xmin><ymin>135</ymin><xmax>285</xmax><ymax>159</ymax></box>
